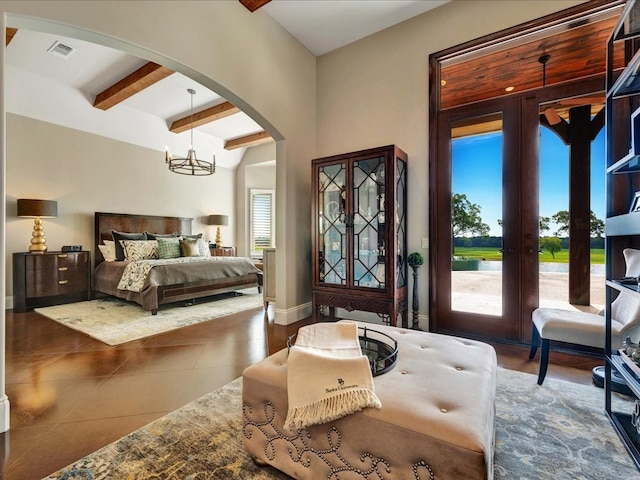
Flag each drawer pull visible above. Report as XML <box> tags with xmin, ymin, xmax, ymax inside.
<box><xmin>58</xmin><ymin>267</ymin><xmax>68</xmax><ymax>271</ymax></box>
<box><xmin>58</xmin><ymin>280</ymin><xmax>68</xmax><ymax>285</ymax></box>
<box><xmin>57</xmin><ymin>254</ymin><xmax>68</xmax><ymax>258</ymax></box>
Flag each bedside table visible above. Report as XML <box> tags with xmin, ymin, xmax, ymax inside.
<box><xmin>13</xmin><ymin>251</ymin><xmax>91</xmax><ymax>312</ymax></box>
<box><xmin>210</xmin><ymin>246</ymin><xmax>236</xmax><ymax>257</ymax></box>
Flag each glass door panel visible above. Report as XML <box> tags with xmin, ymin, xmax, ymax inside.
<box><xmin>353</xmin><ymin>156</ymin><xmax>385</xmax><ymax>289</ymax></box>
<box><xmin>318</xmin><ymin>163</ymin><xmax>346</xmax><ymax>285</ymax></box>
<box><xmin>395</xmin><ymin>158</ymin><xmax>407</xmax><ymax>287</ymax></box>
<box><xmin>450</xmin><ymin>113</ymin><xmax>504</xmax><ymax>315</ymax></box>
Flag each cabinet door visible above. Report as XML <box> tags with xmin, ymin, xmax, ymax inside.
<box><xmin>352</xmin><ymin>154</ymin><xmax>386</xmax><ymax>289</ymax></box>
<box><xmin>317</xmin><ymin>161</ymin><xmax>348</xmax><ymax>286</ymax></box>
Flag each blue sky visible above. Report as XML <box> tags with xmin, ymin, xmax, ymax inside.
<box><xmin>452</xmin><ymin>126</ymin><xmax>605</xmax><ymax>236</ymax></box>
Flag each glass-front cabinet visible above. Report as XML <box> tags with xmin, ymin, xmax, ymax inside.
<box><xmin>311</xmin><ymin>145</ymin><xmax>408</xmax><ymax>327</ymax></box>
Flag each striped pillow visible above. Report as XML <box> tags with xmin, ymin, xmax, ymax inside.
<box><xmin>122</xmin><ymin>240</ymin><xmax>158</xmax><ymax>261</ymax></box>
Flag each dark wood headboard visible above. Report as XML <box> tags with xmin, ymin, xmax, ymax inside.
<box><xmin>94</xmin><ymin>212</ymin><xmax>192</xmax><ymax>265</ymax></box>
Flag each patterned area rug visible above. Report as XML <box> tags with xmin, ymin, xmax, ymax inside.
<box><xmin>34</xmin><ymin>289</ymin><xmax>263</xmax><ymax>346</ymax></box>
<box><xmin>43</xmin><ymin>368</ymin><xmax>638</xmax><ymax>479</ymax></box>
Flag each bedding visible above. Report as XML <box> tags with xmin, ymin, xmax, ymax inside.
<box><xmin>94</xmin><ymin>212</ymin><xmax>263</xmax><ymax>314</ymax></box>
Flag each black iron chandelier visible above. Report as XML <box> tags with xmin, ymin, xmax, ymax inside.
<box><xmin>165</xmin><ymin>88</ymin><xmax>216</xmax><ymax>176</ymax></box>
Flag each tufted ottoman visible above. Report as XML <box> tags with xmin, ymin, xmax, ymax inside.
<box><xmin>242</xmin><ymin>323</ymin><xmax>497</xmax><ymax>480</ymax></box>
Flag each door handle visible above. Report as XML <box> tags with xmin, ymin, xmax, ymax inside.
<box><xmin>499</xmin><ymin>248</ymin><xmax>514</xmax><ymax>254</ymax></box>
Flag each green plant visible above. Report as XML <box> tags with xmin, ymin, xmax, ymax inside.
<box><xmin>407</xmin><ymin>252</ymin><xmax>424</xmax><ymax>267</ymax></box>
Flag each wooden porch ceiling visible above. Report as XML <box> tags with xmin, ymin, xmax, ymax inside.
<box><xmin>440</xmin><ymin>8</ymin><xmax>625</xmax><ymax>110</ymax></box>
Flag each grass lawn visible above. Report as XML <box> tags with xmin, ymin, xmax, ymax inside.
<box><xmin>454</xmin><ymin>247</ymin><xmax>605</xmax><ymax>264</ymax></box>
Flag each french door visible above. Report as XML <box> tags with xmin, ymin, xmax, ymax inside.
<box><xmin>430</xmin><ymin>96</ymin><xmax>540</xmax><ymax>342</ymax></box>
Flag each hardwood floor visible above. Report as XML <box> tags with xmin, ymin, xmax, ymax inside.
<box><xmin>0</xmin><ymin>304</ymin><xmax>602</xmax><ymax>480</ymax></box>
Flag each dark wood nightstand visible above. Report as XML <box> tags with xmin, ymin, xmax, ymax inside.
<box><xmin>209</xmin><ymin>247</ymin><xmax>237</xmax><ymax>257</ymax></box>
<box><xmin>12</xmin><ymin>251</ymin><xmax>91</xmax><ymax>312</ymax></box>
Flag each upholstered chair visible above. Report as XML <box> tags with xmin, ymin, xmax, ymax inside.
<box><xmin>529</xmin><ymin>248</ymin><xmax>640</xmax><ymax>385</ymax></box>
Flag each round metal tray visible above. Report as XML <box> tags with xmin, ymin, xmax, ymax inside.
<box><xmin>286</xmin><ymin>325</ymin><xmax>398</xmax><ymax>376</ymax></box>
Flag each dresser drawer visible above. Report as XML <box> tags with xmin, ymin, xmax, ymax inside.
<box><xmin>26</xmin><ymin>268</ymin><xmax>88</xmax><ymax>297</ymax></box>
<box><xmin>13</xmin><ymin>251</ymin><xmax>91</xmax><ymax>312</ymax></box>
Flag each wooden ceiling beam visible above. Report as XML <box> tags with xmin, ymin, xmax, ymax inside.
<box><xmin>239</xmin><ymin>0</ymin><xmax>271</xmax><ymax>12</ymax></box>
<box><xmin>93</xmin><ymin>62</ymin><xmax>174</xmax><ymax>110</ymax></box>
<box><xmin>224</xmin><ymin>131</ymin><xmax>272</xmax><ymax>150</ymax></box>
<box><xmin>6</xmin><ymin>28</ymin><xmax>17</xmax><ymax>46</ymax></box>
<box><xmin>169</xmin><ymin>101</ymin><xmax>241</xmax><ymax>133</ymax></box>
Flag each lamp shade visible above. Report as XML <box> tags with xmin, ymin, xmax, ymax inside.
<box><xmin>208</xmin><ymin>214</ymin><xmax>229</xmax><ymax>226</ymax></box>
<box><xmin>17</xmin><ymin>199</ymin><xmax>58</xmax><ymax>218</ymax></box>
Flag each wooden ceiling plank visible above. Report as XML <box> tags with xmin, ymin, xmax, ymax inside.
<box><xmin>93</xmin><ymin>62</ymin><xmax>174</xmax><ymax>110</ymax></box>
<box><xmin>239</xmin><ymin>0</ymin><xmax>271</xmax><ymax>12</ymax></box>
<box><xmin>169</xmin><ymin>101</ymin><xmax>241</xmax><ymax>133</ymax></box>
<box><xmin>6</xmin><ymin>27</ymin><xmax>17</xmax><ymax>46</ymax></box>
<box><xmin>224</xmin><ymin>131</ymin><xmax>272</xmax><ymax>150</ymax></box>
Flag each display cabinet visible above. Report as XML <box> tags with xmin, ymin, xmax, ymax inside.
<box><xmin>311</xmin><ymin>145</ymin><xmax>408</xmax><ymax>327</ymax></box>
<box><xmin>605</xmin><ymin>0</ymin><xmax>640</xmax><ymax>469</ymax></box>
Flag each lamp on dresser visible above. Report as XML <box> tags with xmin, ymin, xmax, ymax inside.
<box><xmin>208</xmin><ymin>214</ymin><xmax>229</xmax><ymax>247</ymax></box>
<box><xmin>17</xmin><ymin>199</ymin><xmax>58</xmax><ymax>253</ymax></box>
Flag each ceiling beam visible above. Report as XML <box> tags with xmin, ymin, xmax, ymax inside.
<box><xmin>6</xmin><ymin>28</ymin><xmax>17</xmax><ymax>46</ymax></box>
<box><xmin>239</xmin><ymin>0</ymin><xmax>271</xmax><ymax>12</ymax></box>
<box><xmin>224</xmin><ymin>131</ymin><xmax>272</xmax><ymax>150</ymax></box>
<box><xmin>93</xmin><ymin>62</ymin><xmax>174</xmax><ymax>110</ymax></box>
<box><xmin>169</xmin><ymin>101</ymin><xmax>241</xmax><ymax>133</ymax></box>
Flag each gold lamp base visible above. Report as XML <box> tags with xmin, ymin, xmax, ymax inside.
<box><xmin>29</xmin><ymin>217</ymin><xmax>48</xmax><ymax>253</ymax></box>
<box><xmin>215</xmin><ymin>226</ymin><xmax>223</xmax><ymax>247</ymax></box>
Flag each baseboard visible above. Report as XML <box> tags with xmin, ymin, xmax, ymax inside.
<box><xmin>273</xmin><ymin>302</ymin><xmax>312</xmax><ymax>326</ymax></box>
<box><xmin>0</xmin><ymin>394</ymin><xmax>10</xmax><ymax>433</ymax></box>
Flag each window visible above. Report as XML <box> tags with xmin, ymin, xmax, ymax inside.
<box><xmin>250</xmin><ymin>189</ymin><xmax>274</xmax><ymax>258</ymax></box>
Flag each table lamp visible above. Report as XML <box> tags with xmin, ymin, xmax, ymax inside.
<box><xmin>208</xmin><ymin>214</ymin><xmax>229</xmax><ymax>247</ymax></box>
<box><xmin>17</xmin><ymin>199</ymin><xmax>58</xmax><ymax>253</ymax></box>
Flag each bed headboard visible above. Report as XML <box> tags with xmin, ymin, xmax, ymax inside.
<box><xmin>94</xmin><ymin>212</ymin><xmax>192</xmax><ymax>265</ymax></box>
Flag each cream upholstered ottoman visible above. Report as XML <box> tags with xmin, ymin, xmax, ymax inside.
<box><xmin>242</xmin><ymin>323</ymin><xmax>497</xmax><ymax>480</ymax></box>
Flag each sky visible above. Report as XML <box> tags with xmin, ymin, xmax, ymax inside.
<box><xmin>452</xmin><ymin>125</ymin><xmax>605</xmax><ymax>237</ymax></box>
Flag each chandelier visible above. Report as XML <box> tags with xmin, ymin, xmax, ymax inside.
<box><xmin>165</xmin><ymin>88</ymin><xmax>216</xmax><ymax>176</ymax></box>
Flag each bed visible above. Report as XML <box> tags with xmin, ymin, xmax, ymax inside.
<box><xmin>93</xmin><ymin>212</ymin><xmax>262</xmax><ymax>314</ymax></box>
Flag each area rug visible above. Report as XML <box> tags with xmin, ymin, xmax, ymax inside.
<box><xmin>34</xmin><ymin>289</ymin><xmax>263</xmax><ymax>346</ymax></box>
<box><xmin>43</xmin><ymin>368</ymin><xmax>638</xmax><ymax>479</ymax></box>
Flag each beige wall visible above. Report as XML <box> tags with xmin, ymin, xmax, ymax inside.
<box><xmin>315</xmin><ymin>0</ymin><xmax>586</xmax><ymax>328</ymax></box>
<box><xmin>235</xmin><ymin>143</ymin><xmax>276</xmax><ymax>257</ymax></box>
<box><xmin>4</xmin><ymin>114</ymin><xmax>238</xmax><ymax>300</ymax></box>
<box><xmin>1</xmin><ymin>0</ymin><xmax>317</xmax><ymax>326</ymax></box>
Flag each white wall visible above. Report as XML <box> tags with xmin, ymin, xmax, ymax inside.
<box><xmin>315</xmin><ymin>0</ymin><xmax>586</xmax><ymax>329</ymax></box>
<box><xmin>5</xmin><ymin>114</ymin><xmax>236</xmax><ymax>299</ymax></box>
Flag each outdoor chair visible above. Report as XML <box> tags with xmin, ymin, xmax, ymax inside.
<box><xmin>529</xmin><ymin>248</ymin><xmax>640</xmax><ymax>385</ymax></box>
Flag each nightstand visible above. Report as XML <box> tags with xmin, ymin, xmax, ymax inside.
<box><xmin>209</xmin><ymin>246</ymin><xmax>237</xmax><ymax>257</ymax></box>
<box><xmin>13</xmin><ymin>251</ymin><xmax>91</xmax><ymax>312</ymax></box>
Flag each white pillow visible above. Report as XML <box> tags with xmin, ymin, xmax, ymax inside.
<box><xmin>197</xmin><ymin>238</ymin><xmax>211</xmax><ymax>257</ymax></box>
<box><xmin>99</xmin><ymin>240</ymin><xmax>116</xmax><ymax>262</ymax></box>
<box><xmin>612</xmin><ymin>248</ymin><xmax>640</xmax><ymax>327</ymax></box>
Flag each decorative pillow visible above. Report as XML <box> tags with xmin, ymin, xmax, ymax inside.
<box><xmin>122</xmin><ymin>240</ymin><xmax>158</xmax><ymax>261</ymax></box>
<box><xmin>197</xmin><ymin>238</ymin><xmax>211</xmax><ymax>257</ymax></box>
<box><xmin>612</xmin><ymin>248</ymin><xmax>640</xmax><ymax>327</ymax></box>
<box><xmin>145</xmin><ymin>232</ymin><xmax>179</xmax><ymax>240</ymax></box>
<box><xmin>182</xmin><ymin>233</ymin><xmax>203</xmax><ymax>240</ymax></box>
<box><xmin>112</xmin><ymin>230</ymin><xmax>147</xmax><ymax>261</ymax></box>
<box><xmin>98</xmin><ymin>240</ymin><xmax>116</xmax><ymax>262</ymax></box>
<box><xmin>157</xmin><ymin>237</ymin><xmax>181</xmax><ymax>259</ymax></box>
<box><xmin>180</xmin><ymin>237</ymin><xmax>201</xmax><ymax>257</ymax></box>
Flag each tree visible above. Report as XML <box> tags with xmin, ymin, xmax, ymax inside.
<box><xmin>452</xmin><ymin>193</ymin><xmax>490</xmax><ymax>238</ymax></box>
<box><xmin>540</xmin><ymin>236</ymin><xmax>562</xmax><ymax>259</ymax></box>
<box><xmin>497</xmin><ymin>216</ymin><xmax>550</xmax><ymax>233</ymax></box>
<box><xmin>552</xmin><ymin>210</ymin><xmax>604</xmax><ymax>237</ymax></box>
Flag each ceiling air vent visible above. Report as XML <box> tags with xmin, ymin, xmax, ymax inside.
<box><xmin>46</xmin><ymin>41</ymin><xmax>76</xmax><ymax>59</ymax></box>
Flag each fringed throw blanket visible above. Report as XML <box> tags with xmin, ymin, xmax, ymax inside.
<box><xmin>283</xmin><ymin>321</ymin><xmax>381</xmax><ymax>431</ymax></box>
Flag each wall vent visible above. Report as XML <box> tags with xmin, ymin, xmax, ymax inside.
<box><xmin>46</xmin><ymin>41</ymin><xmax>76</xmax><ymax>59</ymax></box>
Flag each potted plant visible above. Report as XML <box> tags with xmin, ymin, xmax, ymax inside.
<box><xmin>407</xmin><ymin>252</ymin><xmax>423</xmax><ymax>330</ymax></box>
